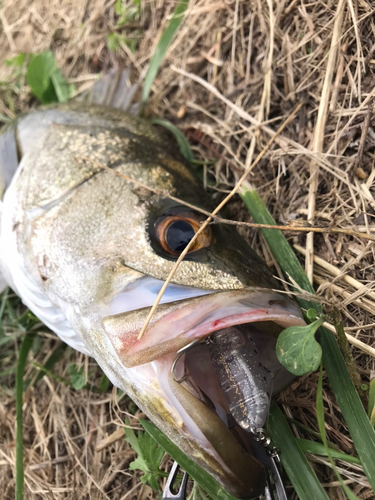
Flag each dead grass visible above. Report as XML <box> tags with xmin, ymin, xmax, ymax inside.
<box><xmin>0</xmin><ymin>0</ymin><xmax>375</xmax><ymax>499</ymax></box>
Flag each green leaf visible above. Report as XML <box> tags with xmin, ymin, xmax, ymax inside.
<box><xmin>151</xmin><ymin>118</ymin><xmax>194</xmax><ymax>163</ymax></box>
<box><xmin>50</xmin><ymin>68</ymin><xmax>74</xmax><ymax>102</ymax></box>
<box><xmin>306</xmin><ymin>308</ymin><xmax>318</xmax><ymax>321</ymax></box>
<box><xmin>276</xmin><ymin>318</ymin><xmax>324</xmax><ymax>375</ymax></box>
<box><xmin>99</xmin><ymin>374</ymin><xmax>111</xmax><ymax>392</ymax></box>
<box><xmin>142</xmin><ymin>0</ymin><xmax>189</xmax><ymax>104</ymax></box>
<box><xmin>124</xmin><ymin>423</ymin><xmax>165</xmax><ymax>492</ymax></box>
<box><xmin>26</xmin><ymin>50</ymin><xmax>73</xmax><ymax>104</ymax></box>
<box><xmin>67</xmin><ymin>363</ymin><xmax>86</xmax><ymax>390</ymax></box>
<box><xmin>140</xmin><ymin>419</ymin><xmax>239</xmax><ymax>500</ymax></box>
<box><xmin>137</xmin><ymin>428</ymin><xmax>165</xmax><ymax>471</ymax></box>
<box><xmin>26</xmin><ymin>51</ymin><xmax>57</xmax><ymax>103</ymax></box>
<box><xmin>123</xmin><ymin>422</ymin><xmax>142</xmax><ymax>455</ymax></box>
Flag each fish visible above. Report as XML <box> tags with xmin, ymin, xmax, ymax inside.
<box><xmin>0</xmin><ymin>91</ymin><xmax>305</xmax><ymax>498</ymax></box>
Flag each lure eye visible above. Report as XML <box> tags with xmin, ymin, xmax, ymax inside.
<box><xmin>154</xmin><ymin>210</ymin><xmax>213</xmax><ymax>256</ymax></box>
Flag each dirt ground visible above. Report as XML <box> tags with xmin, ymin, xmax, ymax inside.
<box><xmin>0</xmin><ymin>0</ymin><xmax>375</xmax><ymax>499</ymax></box>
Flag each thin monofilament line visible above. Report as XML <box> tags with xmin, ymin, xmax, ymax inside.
<box><xmin>136</xmin><ymin>101</ymin><xmax>304</xmax><ymax>340</ymax></box>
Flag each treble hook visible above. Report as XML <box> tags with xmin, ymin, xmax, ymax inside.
<box><xmin>171</xmin><ymin>339</ymin><xmax>202</xmax><ymax>383</ymax></box>
<box><xmin>162</xmin><ymin>461</ymin><xmax>189</xmax><ymax>500</ymax></box>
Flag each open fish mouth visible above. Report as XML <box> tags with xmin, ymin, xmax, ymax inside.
<box><xmin>101</xmin><ymin>281</ymin><xmax>305</xmax><ymax>498</ymax></box>
<box><xmin>102</xmin><ymin>282</ymin><xmax>304</xmax><ymax>367</ymax></box>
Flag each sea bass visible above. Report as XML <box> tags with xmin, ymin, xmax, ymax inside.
<box><xmin>0</xmin><ymin>101</ymin><xmax>305</xmax><ymax>498</ymax></box>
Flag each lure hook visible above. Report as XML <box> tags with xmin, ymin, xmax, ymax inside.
<box><xmin>171</xmin><ymin>338</ymin><xmax>203</xmax><ymax>383</ymax></box>
<box><xmin>162</xmin><ymin>461</ymin><xmax>189</xmax><ymax>500</ymax></box>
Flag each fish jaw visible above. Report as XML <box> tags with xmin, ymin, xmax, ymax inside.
<box><xmin>94</xmin><ymin>286</ymin><xmax>305</xmax><ymax>498</ymax></box>
<box><xmin>102</xmin><ymin>287</ymin><xmax>305</xmax><ymax>367</ymax></box>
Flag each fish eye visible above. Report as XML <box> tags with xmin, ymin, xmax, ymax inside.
<box><xmin>154</xmin><ymin>209</ymin><xmax>213</xmax><ymax>256</ymax></box>
<box><xmin>166</xmin><ymin>220</ymin><xmax>195</xmax><ymax>252</ymax></box>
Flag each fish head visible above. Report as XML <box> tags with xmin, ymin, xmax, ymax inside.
<box><xmin>3</xmin><ymin>105</ymin><xmax>305</xmax><ymax>498</ymax></box>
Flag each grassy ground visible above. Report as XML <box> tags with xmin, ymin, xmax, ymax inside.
<box><xmin>0</xmin><ymin>0</ymin><xmax>375</xmax><ymax>499</ymax></box>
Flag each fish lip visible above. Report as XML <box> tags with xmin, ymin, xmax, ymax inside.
<box><xmin>102</xmin><ymin>287</ymin><xmax>305</xmax><ymax>368</ymax></box>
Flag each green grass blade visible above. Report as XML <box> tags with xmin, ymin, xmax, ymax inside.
<box><xmin>316</xmin><ymin>364</ymin><xmax>360</xmax><ymax>500</ymax></box>
<box><xmin>297</xmin><ymin>439</ymin><xmax>361</xmax><ymax>465</ymax></box>
<box><xmin>150</xmin><ymin>118</ymin><xmax>194</xmax><ymax>163</ymax></box>
<box><xmin>268</xmin><ymin>403</ymin><xmax>329</xmax><ymax>500</ymax></box>
<box><xmin>142</xmin><ymin>0</ymin><xmax>189</xmax><ymax>104</ymax></box>
<box><xmin>320</xmin><ymin>327</ymin><xmax>375</xmax><ymax>489</ymax></box>
<box><xmin>240</xmin><ymin>182</ymin><xmax>375</xmax><ymax>492</ymax></box>
<box><xmin>240</xmin><ymin>181</ymin><xmax>318</xmax><ymax>313</ymax></box>
<box><xmin>140</xmin><ymin>419</ymin><xmax>239</xmax><ymax>500</ymax></box>
<box><xmin>369</xmin><ymin>377</ymin><xmax>375</xmax><ymax>425</ymax></box>
<box><xmin>16</xmin><ymin>334</ymin><xmax>34</xmax><ymax>500</ymax></box>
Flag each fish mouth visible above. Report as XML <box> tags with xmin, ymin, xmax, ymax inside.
<box><xmin>103</xmin><ymin>286</ymin><xmax>304</xmax><ymax>367</ymax></box>
<box><xmin>102</xmin><ymin>286</ymin><xmax>305</xmax><ymax>499</ymax></box>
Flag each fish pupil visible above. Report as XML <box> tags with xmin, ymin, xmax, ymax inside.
<box><xmin>166</xmin><ymin>220</ymin><xmax>195</xmax><ymax>252</ymax></box>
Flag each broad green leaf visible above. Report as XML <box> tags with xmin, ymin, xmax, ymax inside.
<box><xmin>142</xmin><ymin>0</ymin><xmax>189</xmax><ymax>104</ymax></box>
<box><xmin>137</xmin><ymin>429</ymin><xmax>165</xmax><ymax>471</ymax></box>
<box><xmin>276</xmin><ymin>317</ymin><xmax>324</xmax><ymax>375</ymax></box>
<box><xmin>26</xmin><ymin>50</ymin><xmax>73</xmax><ymax>104</ymax></box>
<box><xmin>67</xmin><ymin>363</ymin><xmax>86</xmax><ymax>390</ymax></box>
<box><xmin>26</xmin><ymin>51</ymin><xmax>57</xmax><ymax>103</ymax></box>
<box><xmin>129</xmin><ymin>455</ymin><xmax>150</xmax><ymax>476</ymax></box>
<box><xmin>124</xmin><ymin>423</ymin><xmax>165</xmax><ymax>491</ymax></box>
<box><xmin>123</xmin><ymin>421</ymin><xmax>142</xmax><ymax>455</ymax></box>
<box><xmin>151</xmin><ymin>118</ymin><xmax>194</xmax><ymax>163</ymax></box>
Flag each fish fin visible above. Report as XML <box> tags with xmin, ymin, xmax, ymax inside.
<box><xmin>78</xmin><ymin>68</ymin><xmax>141</xmax><ymax>114</ymax></box>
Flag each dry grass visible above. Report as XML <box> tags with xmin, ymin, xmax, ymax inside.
<box><xmin>1</xmin><ymin>0</ymin><xmax>375</xmax><ymax>499</ymax></box>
